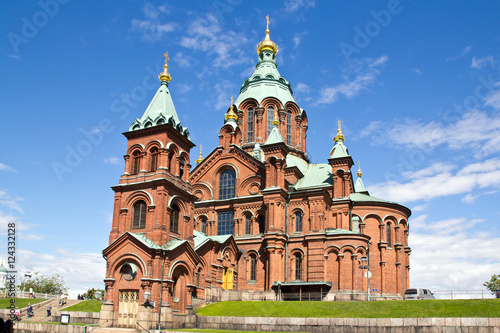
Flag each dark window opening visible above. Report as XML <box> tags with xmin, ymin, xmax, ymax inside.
<box><xmin>217</xmin><ymin>211</ymin><xmax>234</xmax><ymax>235</ymax></box>
<box><xmin>132</xmin><ymin>201</ymin><xmax>146</xmax><ymax>229</ymax></box>
<box><xmin>219</xmin><ymin>169</ymin><xmax>235</xmax><ymax>200</ymax></box>
<box><xmin>170</xmin><ymin>204</ymin><xmax>180</xmax><ymax>233</ymax></box>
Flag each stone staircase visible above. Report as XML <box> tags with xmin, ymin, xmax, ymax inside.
<box><xmin>21</xmin><ymin>298</ymin><xmax>82</xmax><ymax>322</ymax></box>
<box><xmin>90</xmin><ymin>328</ymin><xmax>139</xmax><ymax>333</ymax></box>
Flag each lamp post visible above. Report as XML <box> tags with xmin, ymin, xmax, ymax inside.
<box><xmin>143</xmin><ymin>290</ymin><xmax>152</xmax><ymax>307</ymax></box>
<box><xmin>94</xmin><ymin>290</ymin><xmax>103</xmax><ymax>304</ymax></box>
<box><xmin>359</xmin><ymin>255</ymin><xmax>371</xmax><ymax>301</ymax></box>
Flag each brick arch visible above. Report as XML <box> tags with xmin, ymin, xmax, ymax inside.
<box><xmin>124</xmin><ymin>190</ymin><xmax>154</xmax><ymax>207</ymax></box>
<box><xmin>238</xmin><ymin>98</ymin><xmax>258</xmax><ymax>110</ymax></box>
<box><xmin>167</xmin><ymin>195</ymin><xmax>188</xmax><ymax>214</ymax></box>
<box><xmin>193</xmin><ymin>181</ymin><xmax>213</xmax><ymax>201</ymax></box>
<box><xmin>144</xmin><ymin>140</ymin><xmax>164</xmax><ymax>150</ymax></box>
<box><xmin>243</xmin><ymin>249</ymin><xmax>260</xmax><ymax>259</ymax></box>
<box><xmin>284</xmin><ymin>101</ymin><xmax>301</xmax><ymax>116</ymax></box>
<box><xmin>127</xmin><ymin>143</ymin><xmax>145</xmax><ymax>155</ymax></box>
<box><xmin>237</xmin><ymin>175</ymin><xmax>262</xmax><ymax>197</ymax></box>
<box><xmin>110</xmin><ymin>253</ymin><xmax>147</xmax><ymax>277</ymax></box>
<box><xmin>362</xmin><ymin>213</ymin><xmax>382</xmax><ymax>223</ymax></box>
<box><xmin>261</xmin><ymin>97</ymin><xmax>283</xmax><ymax>110</ymax></box>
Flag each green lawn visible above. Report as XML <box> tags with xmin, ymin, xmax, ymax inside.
<box><xmin>196</xmin><ymin>299</ymin><xmax>500</xmax><ymax>318</ymax></box>
<box><xmin>0</xmin><ymin>298</ymin><xmax>46</xmax><ymax>309</ymax></box>
<box><xmin>62</xmin><ymin>300</ymin><xmax>102</xmax><ymax>312</ymax></box>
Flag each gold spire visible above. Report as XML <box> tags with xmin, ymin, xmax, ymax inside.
<box><xmin>357</xmin><ymin>161</ymin><xmax>363</xmax><ymax>177</ymax></box>
<box><xmin>158</xmin><ymin>52</ymin><xmax>172</xmax><ymax>83</ymax></box>
<box><xmin>225</xmin><ymin>96</ymin><xmax>238</xmax><ymax>121</ymax></box>
<box><xmin>256</xmin><ymin>15</ymin><xmax>278</xmax><ymax>55</ymax></box>
<box><xmin>272</xmin><ymin>108</ymin><xmax>279</xmax><ymax>126</ymax></box>
<box><xmin>334</xmin><ymin>120</ymin><xmax>345</xmax><ymax>142</ymax></box>
<box><xmin>196</xmin><ymin>145</ymin><xmax>203</xmax><ymax>164</ymax></box>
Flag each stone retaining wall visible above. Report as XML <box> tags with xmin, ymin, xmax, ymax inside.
<box><xmin>52</xmin><ymin>310</ymin><xmax>100</xmax><ymax>324</ymax></box>
<box><xmin>197</xmin><ymin>316</ymin><xmax>500</xmax><ymax>332</ymax></box>
<box><xmin>11</xmin><ymin>323</ymin><xmax>86</xmax><ymax>333</ymax></box>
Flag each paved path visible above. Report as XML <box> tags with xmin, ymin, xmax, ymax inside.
<box><xmin>21</xmin><ymin>298</ymin><xmax>82</xmax><ymax>322</ymax></box>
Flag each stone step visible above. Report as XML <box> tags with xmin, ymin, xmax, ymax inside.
<box><xmin>92</xmin><ymin>328</ymin><xmax>139</xmax><ymax>333</ymax></box>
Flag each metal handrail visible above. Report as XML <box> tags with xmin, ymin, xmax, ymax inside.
<box><xmin>136</xmin><ymin>320</ymin><xmax>151</xmax><ymax>333</ymax></box>
<box><xmin>85</xmin><ymin>319</ymin><xmax>109</xmax><ymax>333</ymax></box>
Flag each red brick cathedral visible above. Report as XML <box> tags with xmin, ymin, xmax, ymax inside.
<box><xmin>100</xmin><ymin>20</ymin><xmax>411</xmax><ymax>329</ymax></box>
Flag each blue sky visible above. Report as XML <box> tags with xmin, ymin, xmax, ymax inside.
<box><xmin>1</xmin><ymin>1</ymin><xmax>499</xmax><ymax>297</ymax></box>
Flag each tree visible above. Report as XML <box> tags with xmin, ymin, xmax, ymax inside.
<box><xmin>19</xmin><ymin>272</ymin><xmax>68</xmax><ymax>295</ymax></box>
<box><xmin>483</xmin><ymin>274</ymin><xmax>500</xmax><ymax>294</ymax></box>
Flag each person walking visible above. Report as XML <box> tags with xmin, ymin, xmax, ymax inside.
<box><xmin>47</xmin><ymin>304</ymin><xmax>52</xmax><ymax>317</ymax></box>
<box><xmin>27</xmin><ymin>303</ymin><xmax>33</xmax><ymax>319</ymax></box>
<box><xmin>14</xmin><ymin>307</ymin><xmax>21</xmax><ymax>321</ymax></box>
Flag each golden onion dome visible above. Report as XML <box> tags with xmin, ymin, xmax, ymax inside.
<box><xmin>357</xmin><ymin>162</ymin><xmax>363</xmax><ymax>177</ymax></box>
<box><xmin>225</xmin><ymin>96</ymin><xmax>238</xmax><ymax>121</ymax></box>
<box><xmin>158</xmin><ymin>52</ymin><xmax>172</xmax><ymax>83</ymax></box>
<box><xmin>334</xmin><ymin>120</ymin><xmax>345</xmax><ymax>142</ymax></box>
<box><xmin>256</xmin><ymin>15</ymin><xmax>278</xmax><ymax>55</ymax></box>
<box><xmin>196</xmin><ymin>145</ymin><xmax>203</xmax><ymax>164</ymax></box>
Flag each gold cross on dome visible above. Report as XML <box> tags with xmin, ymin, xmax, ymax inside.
<box><xmin>231</xmin><ymin>96</ymin><xmax>233</xmax><ymax>105</ymax></box>
<box><xmin>266</xmin><ymin>15</ymin><xmax>270</xmax><ymax>31</ymax></box>
<box><xmin>163</xmin><ymin>52</ymin><xmax>170</xmax><ymax>66</ymax></box>
<box><xmin>338</xmin><ymin>119</ymin><xmax>342</xmax><ymax>130</ymax></box>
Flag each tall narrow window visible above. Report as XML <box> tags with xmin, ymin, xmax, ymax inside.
<box><xmin>267</xmin><ymin>107</ymin><xmax>274</xmax><ymax>136</ymax></box>
<box><xmin>149</xmin><ymin>147</ymin><xmax>158</xmax><ymax>172</ymax></box>
<box><xmin>201</xmin><ymin>218</ymin><xmax>207</xmax><ymax>234</ymax></box>
<box><xmin>217</xmin><ymin>211</ymin><xmax>234</xmax><ymax>235</ymax></box>
<box><xmin>219</xmin><ymin>169</ymin><xmax>235</xmax><ymax>199</ymax></box>
<box><xmin>170</xmin><ymin>205</ymin><xmax>180</xmax><ymax>233</ymax></box>
<box><xmin>247</xmin><ymin>108</ymin><xmax>254</xmax><ymax>142</ymax></box>
<box><xmin>250</xmin><ymin>255</ymin><xmax>257</xmax><ymax>281</ymax></box>
<box><xmin>295</xmin><ymin>253</ymin><xmax>302</xmax><ymax>281</ymax></box>
<box><xmin>295</xmin><ymin>212</ymin><xmax>302</xmax><ymax>233</ymax></box>
<box><xmin>258</xmin><ymin>214</ymin><xmax>265</xmax><ymax>234</ymax></box>
<box><xmin>387</xmin><ymin>223</ymin><xmax>392</xmax><ymax>248</ymax></box>
<box><xmin>132</xmin><ymin>150</ymin><xmax>141</xmax><ymax>175</ymax></box>
<box><xmin>245</xmin><ymin>215</ymin><xmax>252</xmax><ymax>234</ymax></box>
<box><xmin>132</xmin><ymin>201</ymin><xmax>146</xmax><ymax>229</ymax></box>
<box><xmin>286</xmin><ymin>111</ymin><xmax>292</xmax><ymax>145</ymax></box>
<box><xmin>179</xmin><ymin>158</ymin><xmax>185</xmax><ymax>179</ymax></box>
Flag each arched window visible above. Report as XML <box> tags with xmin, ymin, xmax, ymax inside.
<box><xmin>219</xmin><ymin>169</ymin><xmax>235</xmax><ymax>200</ymax></box>
<box><xmin>245</xmin><ymin>215</ymin><xmax>252</xmax><ymax>234</ymax></box>
<box><xmin>217</xmin><ymin>211</ymin><xmax>234</xmax><ymax>235</ymax></box>
<box><xmin>132</xmin><ymin>150</ymin><xmax>141</xmax><ymax>175</ymax></box>
<box><xmin>267</xmin><ymin>107</ymin><xmax>274</xmax><ymax>136</ymax></box>
<box><xmin>258</xmin><ymin>214</ymin><xmax>266</xmax><ymax>234</ymax></box>
<box><xmin>286</xmin><ymin>111</ymin><xmax>292</xmax><ymax>145</ymax></box>
<box><xmin>250</xmin><ymin>255</ymin><xmax>257</xmax><ymax>281</ymax></box>
<box><xmin>386</xmin><ymin>223</ymin><xmax>392</xmax><ymax>248</ymax></box>
<box><xmin>295</xmin><ymin>212</ymin><xmax>302</xmax><ymax>233</ymax></box>
<box><xmin>132</xmin><ymin>201</ymin><xmax>146</xmax><ymax>229</ymax></box>
<box><xmin>170</xmin><ymin>205</ymin><xmax>180</xmax><ymax>234</ymax></box>
<box><xmin>201</xmin><ymin>217</ymin><xmax>207</xmax><ymax>234</ymax></box>
<box><xmin>179</xmin><ymin>157</ymin><xmax>185</xmax><ymax>179</ymax></box>
<box><xmin>149</xmin><ymin>147</ymin><xmax>159</xmax><ymax>172</ymax></box>
<box><xmin>294</xmin><ymin>253</ymin><xmax>302</xmax><ymax>281</ymax></box>
<box><xmin>247</xmin><ymin>108</ymin><xmax>254</xmax><ymax>142</ymax></box>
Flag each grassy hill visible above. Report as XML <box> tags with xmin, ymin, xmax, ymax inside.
<box><xmin>196</xmin><ymin>299</ymin><xmax>500</xmax><ymax>318</ymax></box>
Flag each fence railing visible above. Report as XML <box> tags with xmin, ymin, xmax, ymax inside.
<box><xmin>431</xmin><ymin>290</ymin><xmax>497</xmax><ymax>300</ymax></box>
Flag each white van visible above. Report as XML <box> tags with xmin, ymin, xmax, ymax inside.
<box><xmin>403</xmin><ymin>288</ymin><xmax>435</xmax><ymax>300</ymax></box>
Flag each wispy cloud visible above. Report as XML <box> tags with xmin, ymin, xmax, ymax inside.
<box><xmin>360</xmin><ymin>110</ymin><xmax>500</xmax><ymax>158</ymax></box>
<box><xmin>410</xmin><ymin>68</ymin><xmax>422</xmax><ymax>75</ymax></box>
<box><xmin>179</xmin><ymin>14</ymin><xmax>251</xmax><ymax>69</ymax></box>
<box><xmin>446</xmin><ymin>45</ymin><xmax>473</xmax><ymax>61</ymax></box>
<box><xmin>284</xmin><ymin>0</ymin><xmax>315</xmax><ymax>13</ymax></box>
<box><xmin>410</xmin><ymin>214</ymin><xmax>500</xmax><ymax>291</ymax></box>
<box><xmin>484</xmin><ymin>83</ymin><xmax>500</xmax><ymax>110</ymax></box>
<box><xmin>370</xmin><ymin>158</ymin><xmax>500</xmax><ymax>203</ymax></box>
<box><xmin>16</xmin><ymin>248</ymin><xmax>105</xmax><ymax>297</ymax></box>
<box><xmin>0</xmin><ymin>211</ymin><xmax>41</xmax><ymax>240</ymax></box>
<box><xmin>471</xmin><ymin>56</ymin><xmax>494</xmax><ymax>69</ymax></box>
<box><xmin>131</xmin><ymin>3</ymin><xmax>175</xmax><ymax>42</ymax></box>
<box><xmin>209</xmin><ymin>80</ymin><xmax>237</xmax><ymax>111</ymax></box>
<box><xmin>0</xmin><ymin>192</ymin><xmax>25</xmax><ymax>214</ymax></box>
<box><xmin>104</xmin><ymin>157</ymin><xmax>120</xmax><ymax>165</ymax></box>
<box><xmin>318</xmin><ymin>56</ymin><xmax>388</xmax><ymax>104</ymax></box>
<box><xmin>0</xmin><ymin>162</ymin><xmax>16</xmax><ymax>172</ymax></box>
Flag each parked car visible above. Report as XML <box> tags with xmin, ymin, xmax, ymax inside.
<box><xmin>403</xmin><ymin>288</ymin><xmax>435</xmax><ymax>300</ymax></box>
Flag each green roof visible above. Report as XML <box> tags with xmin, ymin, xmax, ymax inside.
<box><xmin>129</xmin><ymin>82</ymin><xmax>190</xmax><ymax>139</ymax></box>
<box><xmin>109</xmin><ymin>232</ymin><xmax>186</xmax><ymax>251</ymax></box>
<box><xmin>294</xmin><ymin>163</ymin><xmax>333</xmax><ymax>190</ymax></box>
<box><xmin>235</xmin><ymin>51</ymin><xmax>296</xmax><ymax>108</ymax></box>
<box><xmin>354</xmin><ymin>177</ymin><xmax>368</xmax><ymax>193</ymax></box>
<box><xmin>330</xmin><ymin>140</ymin><xmax>350</xmax><ymax>158</ymax></box>
<box><xmin>349</xmin><ymin>192</ymin><xmax>393</xmax><ymax>204</ymax></box>
<box><xmin>193</xmin><ymin>230</ymin><xmax>233</xmax><ymax>250</ymax></box>
<box><xmin>264</xmin><ymin>123</ymin><xmax>284</xmax><ymax>145</ymax></box>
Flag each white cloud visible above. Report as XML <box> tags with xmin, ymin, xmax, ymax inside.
<box><xmin>361</xmin><ymin>110</ymin><xmax>500</xmax><ymax>158</ymax></box>
<box><xmin>411</xmin><ymin>204</ymin><xmax>428</xmax><ymax>212</ymax></box>
<box><xmin>409</xmin><ymin>214</ymin><xmax>500</xmax><ymax>291</ymax></box>
<box><xmin>131</xmin><ymin>3</ymin><xmax>175</xmax><ymax>42</ymax></box>
<box><xmin>0</xmin><ymin>192</ymin><xmax>24</xmax><ymax>214</ymax></box>
<box><xmin>210</xmin><ymin>80</ymin><xmax>236</xmax><ymax>111</ymax></box>
<box><xmin>173</xmin><ymin>52</ymin><xmax>194</xmax><ymax>68</ymax></box>
<box><xmin>179</xmin><ymin>14</ymin><xmax>251</xmax><ymax>69</ymax></box>
<box><xmin>0</xmin><ymin>211</ymin><xmax>41</xmax><ymax>240</ymax></box>
<box><xmin>284</xmin><ymin>0</ymin><xmax>315</xmax><ymax>12</ymax></box>
<box><xmin>471</xmin><ymin>56</ymin><xmax>494</xmax><ymax>69</ymax></box>
<box><xmin>318</xmin><ymin>56</ymin><xmax>388</xmax><ymax>104</ymax></box>
<box><xmin>175</xmin><ymin>83</ymin><xmax>192</xmax><ymax>94</ymax></box>
<box><xmin>446</xmin><ymin>45</ymin><xmax>473</xmax><ymax>61</ymax></box>
<box><xmin>295</xmin><ymin>82</ymin><xmax>310</xmax><ymax>94</ymax></box>
<box><xmin>370</xmin><ymin>158</ymin><xmax>500</xmax><ymax>203</ymax></box>
<box><xmin>410</xmin><ymin>68</ymin><xmax>422</xmax><ymax>75</ymax></box>
<box><xmin>0</xmin><ymin>162</ymin><xmax>15</xmax><ymax>172</ymax></box>
<box><xmin>104</xmin><ymin>157</ymin><xmax>120</xmax><ymax>165</ymax></box>
<box><xmin>484</xmin><ymin>83</ymin><xmax>500</xmax><ymax>110</ymax></box>
<box><xmin>461</xmin><ymin>193</ymin><xmax>479</xmax><ymax>203</ymax></box>
<box><xmin>17</xmin><ymin>248</ymin><xmax>106</xmax><ymax>298</ymax></box>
